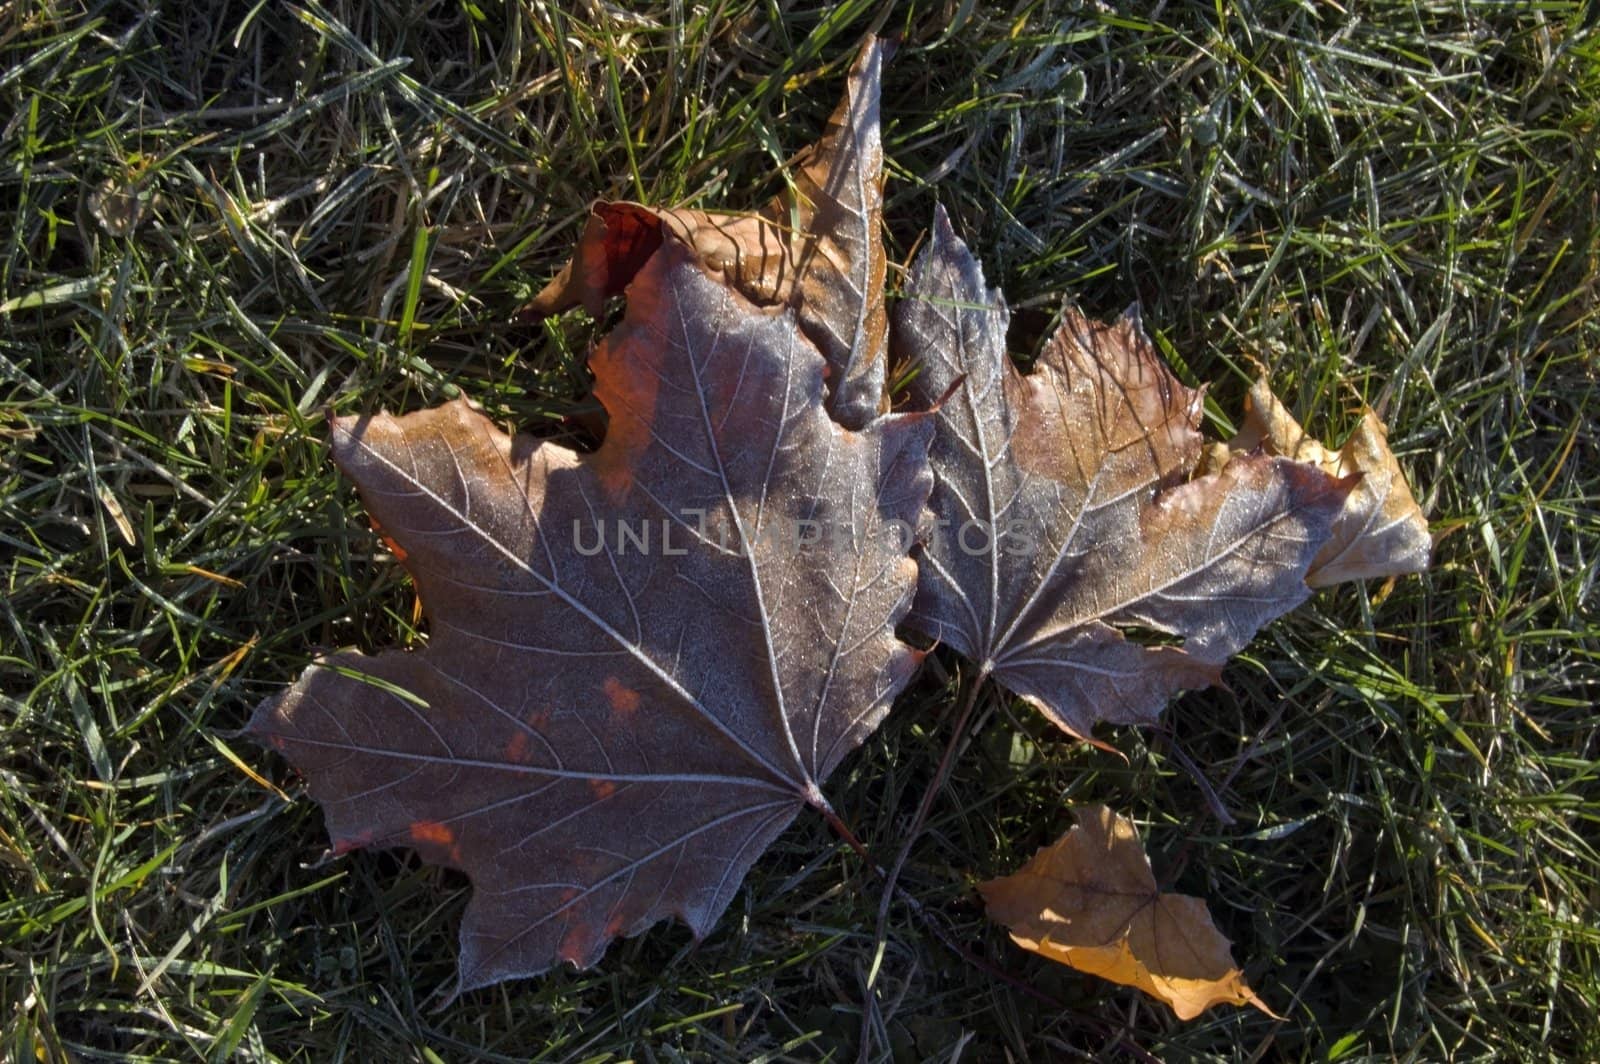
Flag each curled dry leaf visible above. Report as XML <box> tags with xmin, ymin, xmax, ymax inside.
<box><xmin>979</xmin><ymin>805</ymin><xmax>1276</xmax><ymax>1020</ymax></box>
<box><xmin>1200</xmin><ymin>379</ymin><xmax>1431</xmax><ymax>587</ymax></box>
<box><xmin>248</xmin><ymin>235</ymin><xmax>933</xmax><ymax>991</ymax></box>
<box><xmin>897</xmin><ymin>208</ymin><xmax>1358</xmax><ymax>741</ymax></box>
<box><xmin>528</xmin><ymin>37</ymin><xmax>889</xmax><ymax>430</ymax></box>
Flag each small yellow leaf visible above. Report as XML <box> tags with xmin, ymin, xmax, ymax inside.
<box><xmin>979</xmin><ymin>804</ymin><xmax>1277</xmax><ymax>1021</ymax></box>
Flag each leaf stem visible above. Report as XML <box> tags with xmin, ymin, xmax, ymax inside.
<box><xmin>870</xmin><ymin>665</ymin><xmax>988</xmax><ymax>941</ymax></box>
<box><xmin>818</xmin><ymin>802</ymin><xmax>882</xmax><ymax>875</ymax></box>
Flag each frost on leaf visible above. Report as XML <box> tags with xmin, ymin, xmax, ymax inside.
<box><xmin>980</xmin><ymin>805</ymin><xmax>1275</xmax><ymax>1020</ymax></box>
<box><xmin>896</xmin><ymin>207</ymin><xmax>1360</xmax><ymax>741</ymax></box>
<box><xmin>528</xmin><ymin>37</ymin><xmax>889</xmax><ymax>430</ymax></box>
<box><xmin>247</xmin><ymin>236</ymin><xmax>932</xmax><ymax>992</ymax></box>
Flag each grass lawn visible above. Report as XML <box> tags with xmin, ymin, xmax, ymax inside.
<box><xmin>3</xmin><ymin>1</ymin><xmax>1597</xmax><ymax>1060</ymax></box>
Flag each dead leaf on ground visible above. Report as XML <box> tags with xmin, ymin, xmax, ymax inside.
<box><xmin>248</xmin><ymin>232</ymin><xmax>933</xmax><ymax>992</ymax></box>
<box><xmin>1200</xmin><ymin>379</ymin><xmax>1431</xmax><ymax>587</ymax></box>
<box><xmin>980</xmin><ymin>805</ymin><xmax>1277</xmax><ymax>1020</ymax></box>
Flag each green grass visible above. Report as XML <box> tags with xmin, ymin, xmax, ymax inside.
<box><xmin>2</xmin><ymin>0</ymin><xmax>1597</xmax><ymax>1060</ymax></box>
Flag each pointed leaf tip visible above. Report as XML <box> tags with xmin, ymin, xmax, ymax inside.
<box><xmin>1208</xmin><ymin>379</ymin><xmax>1431</xmax><ymax>587</ymax></box>
<box><xmin>524</xmin><ymin>34</ymin><xmax>892</xmax><ymax>430</ymax></box>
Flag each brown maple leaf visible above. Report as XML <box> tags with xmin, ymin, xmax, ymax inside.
<box><xmin>247</xmin><ymin>234</ymin><xmax>933</xmax><ymax>991</ymax></box>
<box><xmin>895</xmin><ymin>207</ymin><xmax>1362</xmax><ymax>740</ymax></box>
<box><xmin>980</xmin><ymin>805</ymin><xmax>1275</xmax><ymax>1020</ymax></box>
<box><xmin>527</xmin><ymin>37</ymin><xmax>889</xmax><ymax>430</ymax></box>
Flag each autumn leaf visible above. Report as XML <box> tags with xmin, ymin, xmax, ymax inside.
<box><xmin>247</xmin><ymin>233</ymin><xmax>933</xmax><ymax>991</ymax></box>
<box><xmin>528</xmin><ymin>37</ymin><xmax>889</xmax><ymax>429</ymax></box>
<box><xmin>1200</xmin><ymin>378</ymin><xmax>1431</xmax><ymax>587</ymax></box>
<box><xmin>895</xmin><ymin>207</ymin><xmax>1360</xmax><ymax>741</ymax></box>
<box><xmin>979</xmin><ymin>805</ymin><xmax>1275</xmax><ymax>1020</ymax></box>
